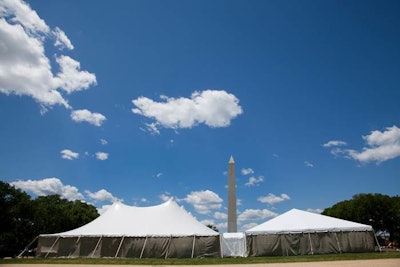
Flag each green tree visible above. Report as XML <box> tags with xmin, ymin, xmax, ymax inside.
<box><xmin>206</xmin><ymin>224</ymin><xmax>219</xmax><ymax>232</ymax></box>
<box><xmin>323</xmin><ymin>193</ymin><xmax>400</xmax><ymax>243</ymax></box>
<box><xmin>0</xmin><ymin>181</ymin><xmax>34</xmax><ymax>255</ymax></box>
<box><xmin>31</xmin><ymin>195</ymin><xmax>99</xmax><ymax>235</ymax></box>
<box><xmin>0</xmin><ymin>181</ymin><xmax>99</xmax><ymax>256</ymax></box>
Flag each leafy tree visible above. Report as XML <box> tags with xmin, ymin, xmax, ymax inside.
<box><xmin>323</xmin><ymin>193</ymin><xmax>400</xmax><ymax>243</ymax></box>
<box><xmin>206</xmin><ymin>224</ymin><xmax>219</xmax><ymax>232</ymax></box>
<box><xmin>0</xmin><ymin>180</ymin><xmax>99</xmax><ymax>257</ymax></box>
<box><xmin>32</xmin><ymin>195</ymin><xmax>99</xmax><ymax>235</ymax></box>
<box><xmin>0</xmin><ymin>181</ymin><xmax>34</xmax><ymax>256</ymax></box>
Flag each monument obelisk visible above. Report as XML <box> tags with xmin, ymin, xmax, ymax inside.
<box><xmin>228</xmin><ymin>156</ymin><xmax>237</xmax><ymax>232</ymax></box>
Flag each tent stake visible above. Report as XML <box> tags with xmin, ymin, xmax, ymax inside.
<box><xmin>45</xmin><ymin>236</ymin><xmax>60</xmax><ymax>258</ymax></box>
<box><xmin>91</xmin><ymin>236</ymin><xmax>102</xmax><ymax>258</ymax></box>
<box><xmin>115</xmin><ymin>236</ymin><xmax>125</xmax><ymax>258</ymax></box>
<box><xmin>140</xmin><ymin>236</ymin><xmax>148</xmax><ymax>259</ymax></box>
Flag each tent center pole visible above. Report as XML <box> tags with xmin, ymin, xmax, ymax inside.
<box><xmin>140</xmin><ymin>236</ymin><xmax>148</xmax><ymax>259</ymax></box>
<box><xmin>115</xmin><ymin>236</ymin><xmax>125</xmax><ymax>258</ymax></box>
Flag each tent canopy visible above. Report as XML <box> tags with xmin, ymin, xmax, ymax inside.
<box><xmin>246</xmin><ymin>208</ymin><xmax>373</xmax><ymax>235</ymax></box>
<box><xmin>42</xmin><ymin>199</ymin><xmax>218</xmax><ymax>237</ymax></box>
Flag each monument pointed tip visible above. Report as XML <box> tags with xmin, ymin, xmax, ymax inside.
<box><xmin>229</xmin><ymin>156</ymin><xmax>235</xmax><ymax>164</ymax></box>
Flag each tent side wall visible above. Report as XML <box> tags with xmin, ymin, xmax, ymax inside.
<box><xmin>36</xmin><ymin>235</ymin><xmax>220</xmax><ymax>258</ymax></box>
<box><xmin>246</xmin><ymin>230</ymin><xmax>376</xmax><ymax>256</ymax></box>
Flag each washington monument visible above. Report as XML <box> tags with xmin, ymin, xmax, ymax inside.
<box><xmin>228</xmin><ymin>156</ymin><xmax>237</xmax><ymax>232</ymax></box>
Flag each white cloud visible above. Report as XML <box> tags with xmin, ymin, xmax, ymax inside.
<box><xmin>0</xmin><ymin>0</ymin><xmax>96</xmax><ymax>110</ymax></box>
<box><xmin>53</xmin><ymin>27</ymin><xmax>73</xmax><ymax>50</ymax></box>
<box><xmin>11</xmin><ymin>177</ymin><xmax>83</xmax><ymax>201</ymax></box>
<box><xmin>326</xmin><ymin>126</ymin><xmax>400</xmax><ymax>164</ymax></box>
<box><xmin>245</xmin><ymin>175</ymin><xmax>264</xmax><ymax>187</ymax></box>
<box><xmin>241</xmin><ymin>168</ymin><xmax>254</xmax><ymax>175</ymax></box>
<box><xmin>257</xmin><ymin>193</ymin><xmax>290</xmax><ymax>205</ymax></box>
<box><xmin>98</xmin><ymin>204</ymin><xmax>112</xmax><ymax>215</ymax></box>
<box><xmin>216</xmin><ymin>222</ymin><xmax>227</xmax><ymax>231</ymax></box>
<box><xmin>132</xmin><ymin>90</ymin><xmax>243</xmax><ymax>133</ymax></box>
<box><xmin>304</xmin><ymin>161</ymin><xmax>314</xmax><ymax>168</ymax></box>
<box><xmin>95</xmin><ymin>152</ymin><xmax>108</xmax><ymax>160</ymax></box>
<box><xmin>201</xmin><ymin>219</ymin><xmax>215</xmax><ymax>226</ymax></box>
<box><xmin>160</xmin><ymin>193</ymin><xmax>172</xmax><ymax>202</ymax></box>
<box><xmin>241</xmin><ymin>222</ymin><xmax>258</xmax><ymax>231</ymax></box>
<box><xmin>54</xmin><ymin>55</ymin><xmax>97</xmax><ymax>94</ymax></box>
<box><xmin>71</xmin><ymin>109</ymin><xmax>106</xmax><ymax>126</ymax></box>
<box><xmin>323</xmin><ymin>140</ymin><xmax>347</xmax><ymax>147</ymax></box>
<box><xmin>155</xmin><ymin>172</ymin><xmax>163</xmax><ymax>178</ymax></box>
<box><xmin>307</xmin><ymin>208</ymin><xmax>323</xmax><ymax>214</ymax></box>
<box><xmin>141</xmin><ymin>198</ymin><xmax>147</xmax><ymax>203</ymax></box>
<box><xmin>85</xmin><ymin>189</ymin><xmax>117</xmax><ymax>203</ymax></box>
<box><xmin>60</xmin><ymin>149</ymin><xmax>79</xmax><ymax>160</ymax></box>
<box><xmin>238</xmin><ymin>209</ymin><xmax>278</xmax><ymax>222</ymax></box>
<box><xmin>214</xmin><ymin>211</ymin><xmax>227</xmax><ymax>220</ymax></box>
<box><xmin>185</xmin><ymin>190</ymin><xmax>223</xmax><ymax>214</ymax></box>
<box><xmin>100</xmin><ymin>139</ymin><xmax>108</xmax><ymax>145</ymax></box>
<box><xmin>0</xmin><ymin>0</ymin><xmax>49</xmax><ymax>33</ymax></box>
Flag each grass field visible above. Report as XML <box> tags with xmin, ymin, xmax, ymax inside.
<box><xmin>1</xmin><ymin>252</ymin><xmax>399</xmax><ymax>265</ymax></box>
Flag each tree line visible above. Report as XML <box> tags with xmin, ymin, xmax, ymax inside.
<box><xmin>1</xmin><ymin>180</ymin><xmax>399</xmax><ymax>257</ymax></box>
<box><xmin>322</xmin><ymin>193</ymin><xmax>400</xmax><ymax>245</ymax></box>
<box><xmin>0</xmin><ymin>181</ymin><xmax>99</xmax><ymax>257</ymax></box>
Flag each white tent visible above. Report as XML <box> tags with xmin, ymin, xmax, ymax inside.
<box><xmin>221</xmin><ymin>232</ymin><xmax>247</xmax><ymax>257</ymax></box>
<box><xmin>246</xmin><ymin>209</ymin><xmax>379</xmax><ymax>256</ymax></box>
<box><xmin>36</xmin><ymin>199</ymin><xmax>220</xmax><ymax>258</ymax></box>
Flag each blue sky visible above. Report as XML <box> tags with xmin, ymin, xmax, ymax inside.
<box><xmin>1</xmin><ymin>0</ymin><xmax>399</xmax><ymax>231</ymax></box>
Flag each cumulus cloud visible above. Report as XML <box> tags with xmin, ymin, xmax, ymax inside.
<box><xmin>60</xmin><ymin>149</ymin><xmax>79</xmax><ymax>160</ymax></box>
<box><xmin>132</xmin><ymin>90</ymin><xmax>243</xmax><ymax>133</ymax></box>
<box><xmin>85</xmin><ymin>189</ymin><xmax>118</xmax><ymax>203</ymax></box>
<box><xmin>257</xmin><ymin>193</ymin><xmax>290</xmax><ymax>205</ymax></box>
<box><xmin>95</xmin><ymin>152</ymin><xmax>108</xmax><ymax>160</ymax></box>
<box><xmin>304</xmin><ymin>161</ymin><xmax>314</xmax><ymax>168</ymax></box>
<box><xmin>238</xmin><ymin>209</ymin><xmax>278</xmax><ymax>222</ymax></box>
<box><xmin>307</xmin><ymin>208</ymin><xmax>323</xmax><ymax>214</ymax></box>
<box><xmin>214</xmin><ymin>211</ymin><xmax>227</xmax><ymax>220</ymax></box>
<box><xmin>100</xmin><ymin>139</ymin><xmax>108</xmax><ymax>145</ymax></box>
<box><xmin>325</xmin><ymin>126</ymin><xmax>400</xmax><ymax>164</ymax></box>
<box><xmin>185</xmin><ymin>190</ymin><xmax>223</xmax><ymax>214</ymax></box>
<box><xmin>160</xmin><ymin>193</ymin><xmax>172</xmax><ymax>202</ymax></box>
<box><xmin>11</xmin><ymin>177</ymin><xmax>83</xmax><ymax>201</ymax></box>
<box><xmin>0</xmin><ymin>0</ymin><xmax>96</xmax><ymax>110</ymax></box>
<box><xmin>71</xmin><ymin>109</ymin><xmax>106</xmax><ymax>126</ymax></box>
<box><xmin>323</xmin><ymin>140</ymin><xmax>347</xmax><ymax>147</ymax></box>
<box><xmin>245</xmin><ymin>175</ymin><xmax>264</xmax><ymax>187</ymax></box>
<box><xmin>241</xmin><ymin>168</ymin><xmax>254</xmax><ymax>175</ymax></box>
<box><xmin>54</xmin><ymin>55</ymin><xmax>97</xmax><ymax>94</ymax></box>
<box><xmin>53</xmin><ymin>27</ymin><xmax>73</xmax><ymax>50</ymax></box>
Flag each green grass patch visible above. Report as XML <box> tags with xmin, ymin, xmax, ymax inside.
<box><xmin>1</xmin><ymin>252</ymin><xmax>399</xmax><ymax>265</ymax></box>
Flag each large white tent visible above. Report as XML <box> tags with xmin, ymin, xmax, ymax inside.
<box><xmin>36</xmin><ymin>199</ymin><xmax>220</xmax><ymax>258</ymax></box>
<box><xmin>246</xmin><ymin>209</ymin><xmax>379</xmax><ymax>256</ymax></box>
